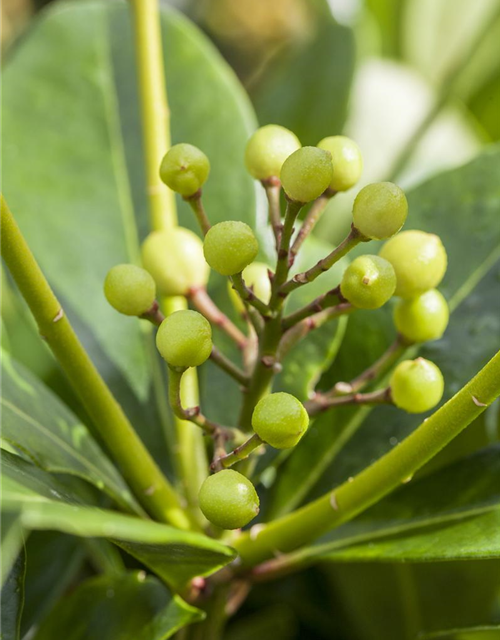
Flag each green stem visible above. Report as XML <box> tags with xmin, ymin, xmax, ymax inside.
<box><xmin>271</xmin><ymin>199</ymin><xmax>303</xmax><ymax>302</ymax></box>
<box><xmin>210</xmin><ymin>347</ymin><xmax>249</xmax><ymax>387</ymax></box>
<box><xmin>289</xmin><ymin>192</ymin><xmax>333</xmax><ymax>264</ymax></box>
<box><xmin>231</xmin><ymin>273</ymin><xmax>271</xmax><ymax>317</ymax></box>
<box><xmin>186</xmin><ymin>192</ymin><xmax>211</xmax><ymax>236</ymax></box>
<box><xmin>0</xmin><ymin>196</ymin><xmax>190</xmax><ymax>530</ymax></box>
<box><xmin>215</xmin><ymin>434</ymin><xmax>263</xmax><ymax>470</ymax></box>
<box><xmin>306</xmin><ymin>387</ymin><xmax>392</xmax><ymax>417</ymax></box>
<box><xmin>189</xmin><ymin>286</ymin><xmax>247</xmax><ymax>349</ymax></box>
<box><xmin>263</xmin><ymin>180</ymin><xmax>282</xmax><ymax>251</ymax></box>
<box><xmin>281</xmin><ymin>287</ymin><xmax>342</xmax><ymax>330</ymax></box>
<box><xmin>234</xmin><ymin>348</ymin><xmax>500</xmax><ymax>565</ymax></box>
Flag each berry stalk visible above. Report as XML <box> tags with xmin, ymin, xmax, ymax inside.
<box><xmin>289</xmin><ymin>192</ymin><xmax>334</xmax><ymax>264</ymax></box>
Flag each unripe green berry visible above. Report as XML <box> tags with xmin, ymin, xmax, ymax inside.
<box><xmin>352</xmin><ymin>182</ymin><xmax>408</xmax><ymax>240</ymax></box>
<box><xmin>203</xmin><ymin>221</ymin><xmax>259</xmax><ymax>276</ymax></box>
<box><xmin>379</xmin><ymin>230</ymin><xmax>448</xmax><ymax>299</ymax></box>
<box><xmin>198</xmin><ymin>469</ymin><xmax>259</xmax><ymax>530</ymax></box>
<box><xmin>156</xmin><ymin>310</ymin><xmax>212</xmax><ymax>369</ymax></box>
<box><xmin>245</xmin><ymin>124</ymin><xmax>301</xmax><ymax>181</ymax></box>
<box><xmin>390</xmin><ymin>358</ymin><xmax>444</xmax><ymax>413</ymax></box>
<box><xmin>280</xmin><ymin>147</ymin><xmax>333</xmax><ymax>203</ymax></box>
<box><xmin>227</xmin><ymin>262</ymin><xmax>271</xmax><ymax>314</ymax></box>
<box><xmin>104</xmin><ymin>264</ymin><xmax>156</xmax><ymax>316</ymax></box>
<box><xmin>252</xmin><ymin>392</ymin><xmax>309</xmax><ymax>449</ymax></box>
<box><xmin>159</xmin><ymin>143</ymin><xmax>210</xmax><ymax>197</ymax></box>
<box><xmin>141</xmin><ymin>227</ymin><xmax>209</xmax><ymax>296</ymax></box>
<box><xmin>340</xmin><ymin>255</ymin><xmax>396</xmax><ymax>309</ymax></box>
<box><xmin>394</xmin><ymin>289</ymin><xmax>449</xmax><ymax>343</ymax></box>
<box><xmin>317</xmin><ymin>136</ymin><xmax>363</xmax><ymax>192</ymax></box>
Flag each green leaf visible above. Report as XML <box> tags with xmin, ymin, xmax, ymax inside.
<box><xmin>422</xmin><ymin>627</ymin><xmax>500</xmax><ymax>640</ymax></box>
<box><xmin>33</xmin><ymin>571</ymin><xmax>204</xmax><ymax>640</ymax></box>
<box><xmin>252</xmin><ymin>16</ymin><xmax>355</xmax><ymax>145</ymax></box>
<box><xmin>1</xmin><ymin>352</ymin><xmax>142</xmax><ymax>515</ymax></box>
<box><xmin>0</xmin><ymin>551</ymin><xmax>25</xmax><ymax>640</ymax></box>
<box><xmin>1</xmin><ymin>452</ymin><xmax>236</xmax><ymax>591</ymax></box>
<box><xmin>0</xmin><ymin>514</ymin><xmax>24</xmax><ymax>587</ymax></box>
<box><xmin>268</xmin><ymin>145</ymin><xmax>500</xmax><ymax>517</ymax></box>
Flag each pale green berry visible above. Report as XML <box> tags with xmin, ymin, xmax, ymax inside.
<box><xmin>203</xmin><ymin>221</ymin><xmax>258</xmax><ymax>276</ymax></box>
<box><xmin>352</xmin><ymin>182</ymin><xmax>408</xmax><ymax>240</ymax></box>
<box><xmin>104</xmin><ymin>264</ymin><xmax>156</xmax><ymax>316</ymax></box>
<box><xmin>379</xmin><ymin>230</ymin><xmax>448</xmax><ymax>299</ymax></box>
<box><xmin>156</xmin><ymin>310</ymin><xmax>212</xmax><ymax>369</ymax></box>
<box><xmin>245</xmin><ymin>125</ymin><xmax>301</xmax><ymax>181</ymax></box>
<box><xmin>317</xmin><ymin>135</ymin><xmax>363</xmax><ymax>192</ymax></box>
<box><xmin>390</xmin><ymin>358</ymin><xmax>444</xmax><ymax>413</ymax></box>
<box><xmin>280</xmin><ymin>147</ymin><xmax>333</xmax><ymax>203</ymax></box>
<box><xmin>198</xmin><ymin>469</ymin><xmax>259</xmax><ymax>530</ymax></box>
<box><xmin>141</xmin><ymin>227</ymin><xmax>209</xmax><ymax>296</ymax></box>
<box><xmin>394</xmin><ymin>289</ymin><xmax>449</xmax><ymax>344</ymax></box>
<box><xmin>340</xmin><ymin>255</ymin><xmax>396</xmax><ymax>309</ymax></box>
<box><xmin>228</xmin><ymin>262</ymin><xmax>271</xmax><ymax>314</ymax></box>
<box><xmin>159</xmin><ymin>143</ymin><xmax>210</xmax><ymax>197</ymax></box>
<box><xmin>252</xmin><ymin>392</ymin><xmax>309</xmax><ymax>449</ymax></box>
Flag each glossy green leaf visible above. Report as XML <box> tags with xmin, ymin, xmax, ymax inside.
<box><xmin>33</xmin><ymin>572</ymin><xmax>204</xmax><ymax>640</ymax></box>
<box><xmin>0</xmin><ymin>551</ymin><xmax>25</xmax><ymax>640</ymax></box>
<box><xmin>268</xmin><ymin>145</ymin><xmax>500</xmax><ymax>517</ymax></box>
<box><xmin>1</xmin><ymin>452</ymin><xmax>236</xmax><ymax>591</ymax></box>
<box><xmin>1</xmin><ymin>353</ymin><xmax>142</xmax><ymax>515</ymax></box>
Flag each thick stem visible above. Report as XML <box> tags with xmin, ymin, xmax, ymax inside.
<box><xmin>281</xmin><ymin>226</ymin><xmax>363</xmax><ymax>296</ymax></box>
<box><xmin>290</xmin><ymin>192</ymin><xmax>333</xmax><ymax>264</ymax></box>
<box><xmin>210</xmin><ymin>346</ymin><xmax>249</xmax><ymax>387</ymax></box>
<box><xmin>129</xmin><ymin>0</ymin><xmax>176</xmax><ymax>231</ymax></box>
<box><xmin>233</xmin><ymin>348</ymin><xmax>500</xmax><ymax>565</ymax></box>
<box><xmin>306</xmin><ymin>387</ymin><xmax>392</xmax><ymax>417</ymax></box>
<box><xmin>213</xmin><ymin>433</ymin><xmax>263</xmax><ymax>470</ymax></box>
<box><xmin>186</xmin><ymin>192</ymin><xmax>211</xmax><ymax>236</ymax></box>
<box><xmin>189</xmin><ymin>286</ymin><xmax>247</xmax><ymax>349</ymax></box>
<box><xmin>0</xmin><ymin>196</ymin><xmax>191</xmax><ymax>529</ymax></box>
<box><xmin>262</xmin><ymin>179</ymin><xmax>282</xmax><ymax>251</ymax></box>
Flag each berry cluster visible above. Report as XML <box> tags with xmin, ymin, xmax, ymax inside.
<box><xmin>103</xmin><ymin>125</ymin><xmax>449</xmax><ymax>530</ymax></box>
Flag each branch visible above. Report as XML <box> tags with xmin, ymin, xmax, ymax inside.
<box><xmin>262</xmin><ymin>178</ymin><xmax>282</xmax><ymax>250</ymax></box>
<box><xmin>289</xmin><ymin>192</ymin><xmax>334</xmax><ymax>265</ymax></box>
<box><xmin>281</xmin><ymin>286</ymin><xmax>342</xmax><ymax>330</ymax></box>
<box><xmin>306</xmin><ymin>388</ymin><xmax>392</xmax><ymax>417</ymax></box>
<box><xmin>140</xmin><ymin>300</ymin><xmax>165</xmax><ymax>326</ymax></box>
<box><xmin>0</xmin><ymin>196</ymin><xmax>191</xmax><ymax>530</ymax></box>
<box><xmin>189</xmin><ymin>286</ymin><xmax>248</xmax><ymax>349</ymax></box>
<box><xmin>231</xmin><ymin>272</ymin><xmax>272</xmax><ymax>318</ymax></box>
<box><xmin>233</xmin><ymin>348</ymin><xmax>500</xmax><ymax>566</ymax></box>
<box><xmin>212</xmin><ymin>433</ymin><xmax>263</xmax><ymax>471</ymax></box>
<box><xmin>210</xmin><ymin>346</ymin><xmax>250</xmax><ymax>387</ymax></box>
<box><xmin>185</xmin><ymin>191</ymin><xmax>211</xmax><ymax>236</ymax></box>
<box><xmin>271</xmin><ymin>199</ymin><xmax>303</xmax><ymax>303</ymax></box>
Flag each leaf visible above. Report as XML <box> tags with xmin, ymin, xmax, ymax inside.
<box><xmin>0</xmin><ymin>551</ymin><xmax>25</xmax><ymax>640</ymax></box>
<box><xmin>422</xmin><ymin>627</ymin><xmax>500</xmax><ymax>640</ymax></box>
<box><xmin>1</xmin><ymin>352</ymin><xmax>142</xmax><ymax>515</ymax></box>
<box><xmin>0</xmin><ymin>514</ymin><xmax>24</xmax><ymax>587</ymax></box>
<box><xmin>268</xmin><ymin>145</ymin><xmax>500</xmax><ymax>518</ymax></box>
<box><xmin>252</xmin><ymin>15</ymin><xmax>355</xmax><ymax>145</ymax></box>
<box><xmin>1</xmin><ymin>451</ymin><xmax>236</xmax><ymax>591</ymax></box>
<box><xmin>33</xmin><ymin>571</ymin><xmax>204</xmax><ymax>640</ymax></box>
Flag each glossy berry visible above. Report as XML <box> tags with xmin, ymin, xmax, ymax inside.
<box><xmin>379</xmin><ymin>230</ymin><xmax>448</xmax><ymax>299</ymax></box>
<box><xmin>198</xmin><ymin>469</ymin><xmax>259</xmax><ymax>530</ymax></box>
<box><xmin>390</xmin><ymin>358</ymin><xmax>444</xmax><ymax>414</ymax></box>
<box><xmin>104</xmin><ymin>264</ymin><xmax>156</xmax><ymax>317</ymax></box>
<box><xmin>252</xmin><ymin>392</ymin><xmax>309</xmax><ymax>449</ymax></box>
<box><xmin>317</xmin><ymin>136</ymin><xmax>363</xmax><ymax>192</ymax></box>
<box><xmin>203</xmin><ymin>221</ymin><xmax>258</xmax><ymax>276</ymax></box>
<box><xmin>394</xmin><ymin>289</ymin><xmax>449</xmax><ymax>343</ymax></box>
<box><xmin>228</xmin><ymin>262</ymin><xmax>271</xmax><ymax>314</ymax></box>
<box><xmin>159</xmin><ymin>143</ymin><xmax>210</xmax><ymax>197</ymax></box>
<box><xmin>352</xmin><ymin>182</ymin><xmax>408</xmax><ymax>240</ymax></box>
<box><xmin>280</xmin><ymin>147</ymin><xmax>333</xmax><ymax>203</ymax></box>
<box><xmin>340</xmin><ymin>255</ymin><xmax>396</xmax><ymax>309</ymax></box>
<box><xmin>245</xmin><ymin>124</ymin><xmax>301</xmax><ymax>181</ymax></box>
<box><xmin>156</xmin><ymin>310</ymin><xmax>212</xmax><ymax>369</ymax></box>
<box><xmin>141</xmin><ymin>228</ymin><xmax>209</xmax><ymax>296</ymax></box>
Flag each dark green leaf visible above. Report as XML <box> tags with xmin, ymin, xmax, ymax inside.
<box><xmin>33</xmin><ymin>571</ymin><xmax>204</xmax><ymax>640</ymax></box>
<box><xmin>422</xmin><ymin>627</ymin><xmax>500</xmax><ymax>640</ymax></box>
<box><xmin>1</xmin><ymin>353</ymin><xmax>142</xmax><ymax>515</ymax></box>
<box><xmin>0</xmin><ymin>551</ymin><xmax>25</xmax><ymax>640</ymax></box>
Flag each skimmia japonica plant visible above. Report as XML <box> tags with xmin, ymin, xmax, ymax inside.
<box><xmin>2</xmin><ymin>1</ymin><xmax>500</xmax><ymax>638</ymax></box>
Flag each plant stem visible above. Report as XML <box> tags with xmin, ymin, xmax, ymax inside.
<box><xmin>129</xmin><ymin>0</ymin><xmax>176</xmax><ymax>232</ymax></box>
<box><xmin>233</xmin><ymin>347</ymin><xmax>500</xmax><ymax>565</ymax></box>
<box><xmin>281</xmin><ymin>287</ymin><xmax>342</xmax><ymax>330</ymax></box>
<box><xmin>213</xmin><ymin>434</ymin><xmax>263</xmax><ymax>470</ymax></box>
<box><xmin>210</xmin><ymin>347</ymin><xmax>249</xmax><ymax>386</ymax></box>
<box><xmin>271</xmin><ymin>199</ymin><xmax>303</xmax><ymax>302</ymax></box>
<box><xmin>189</xmin><ymin>286</ymin><xmax>247</xmax><ymax>349</ymax></box>
<box><xmin>186</xmin><ymin>192</ymin><xmax>211</xmax><ymax>236</ymax></box>
<box><xmin>290</xmin><ymin>192</ymin><xmax>334</xmax><ymax>264</ymax></box>
<box><xmin>306</xmin><ymin>388</ymin><xmax>392</xmax><ymax>417</ymax></box>
<box><xmin>0</xmin><ymin>196</ymin><xmax>191</xmax><ymax>530</ymax></box>
<box><xmin>231</xmin><ymin>273</ymin><xmax>272</xmax><ymax>317</ymax></box>
<box><xmin>262</xmin><ymin>179</ymin><xmax>282</xmax><ymax>250</ymax></box>
<box><xmin>140</xmin><ymin>300</ymin><xmax>165</xmax><ymax>326</ymax></box>
<box><xmin>281</xmin><ymin>226</ymin><xmax>363</xmax><ymax>296</ymax></box>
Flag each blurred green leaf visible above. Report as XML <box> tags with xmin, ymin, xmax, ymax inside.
<box><xmin>0</xmin><ymin>514</ymin><xmax>24</xmax><ymax>587</ymax></box>
<box><xmin>1</xmin><ymin>353</ymin><xmax>142</xmax><ymax>515</ymax></box>
<box><xmin>1</xmin><ymin>451</ymin><xmax>236</xmax><ymax>591</ymax></box>
<box><xmin>33</xmin><ymin>571</ymin><xmax>204</xmax><ymax>640</ymax></box>
<box><xmin>0</xmin><ymin>551</ymin><xmax>25</xmax><ymax>640</ymax></box>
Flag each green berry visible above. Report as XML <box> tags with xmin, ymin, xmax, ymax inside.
<box><xmin>203</xmin><ymin>221</ymin><xmax>259</xmax><ymax>276</ymax></box>
<box><xmin>394</xmin><ymin>289</ymin><xmax>449</xmax><ymax>343</ymax></box>
<box><xmin>352</xmin><ymin>182</ymin><xmax>408</xmax><ymax>240</ymax></box>
<box><xmin>156</xmin><ymin>310</ymin><xmax>212</xmax><ymax>369</ymax></box>
<box><xmin>228</xmin><ymin>262</ymin><xmax>271</xmax><ymax>314</ymax></box>
<box><xmin>390</xmin><ymin>358</ymin><xmax>444</xmax><ymax>413</ymax></box>
<box><xmin>142</xmin><ymin>227</ymin><xmax>209</xmax><ymax>296</ymax></box>
<box><xmin>340</xmin><ymin>255</ymin><xmax>396</xmax><ymax>309</ymax></box>
<box><xmin>280</xmin><ymin>146</ymin><xmax>333</xmax><ymax>203</ymax></box>
<box><xmin>379</xmin><ymin>230</ymin><xmax>448</xmax><ymax>299</ymax></box>
<box><xmin>198</xmin><ymin>469</ymin><xmax>259</xmax><ymax>530</ymax></box>
<box><xmin>317</xmin><ymin>136</ymin><xmax>363</xmax><ymax>192</ymax></box>
<box><xmin>159</xmin><ymin>143</ymin><xmax>210</xmax><ymax>197</ymax></box>
<box><xmin>252</xmin><ymin>392</ymin><xmax>309</xmax><ymax>449</ymax></box>
<box><xmin>104</xmin><ymin>264</ymin><xmax>156</xmax><ymax>317</ymax></box>
<box><xmin>245</xmin><ymin>125</ymin><xmax>301</xmax><ymax>181</ymax></box>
